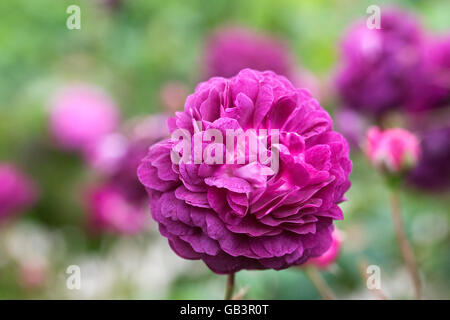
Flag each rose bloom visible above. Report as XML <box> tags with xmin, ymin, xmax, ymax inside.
<box><xmin>84</xmin><ymin>114</ymin><xmax>169</xmax><ymax>174</ymax></box>
<box><xmin>409</xmin><ymin>126</ymin><xmax>450</xmax><ymax>191</ymax></box>
<box><xmin>50</xmin><ymin>85</ymin><xmax>119</xmax><ymax>151</ymax></box>
<box><xmin>86</xmin><ymin>115</ymin><xmax>169</xmax><ymax>234</ymax></box>
<box><xmin>366</xmin><ymin>127</ymin><xmax>421</xmax><ymax>173</ymax></box>
<box><xmin>336</xmin><ymin>9</ymin><xmax>425</xmax><ymax>116</ymax></box>
<box><xmin>205</xmin><ymin>27</ymin><xmax>295</xmax><ymax>79</ymax></box>
<box><xmin>204</xmin><ymin>27</ymin><xmax>321</xmax><ymax>98</ymax></box>
<box><xmin>138</xmin><ymin>69</ymin><xmax>352</xmax><ymax>274</ymax></box>
<box><xmin>87</xmin><ymin>184</ymin><xmax>149</xmax><ymax>234</ymax></box>
<box><xmin>306</xmin><ymin>229</ymin><xmax>342</xmax><ymax>269</ymax></box>
<box><xmin>408</xmin><ymin>36</ymin><xmax>450</xmax><ymax>112</ymax></box>
<box><xmin>0</xmin><ymin>164</ymin><xmax>37</xmax><ymax>223</ymax></box>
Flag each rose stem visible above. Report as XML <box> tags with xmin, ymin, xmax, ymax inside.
<box><xmin>305</xmin><ymin>267</ymin><xmax>337</xmax><ymax>300</ymax></box>
<box><xmin>224</xmin><ymin>273</ymin><xmax>235</xmax><ymax>300</ymax></box>
<box><xmin>389</xmin><ymin>189</ymin><xmax>422</xmax><ymax>299</ymax></box>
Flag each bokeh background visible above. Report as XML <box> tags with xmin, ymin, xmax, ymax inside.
<box><xmin>0</xmin><ymin>0</ymin><xmax>449</xmax><ymax>299</ymax></box>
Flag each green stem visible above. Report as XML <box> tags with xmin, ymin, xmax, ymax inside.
<box><xmin>224</xmin><ymin>273</ymin><xmax>235</xmax><ymax>300</ymax></box>
<box><xmin>305</xmin><ymin>267</ymin><xmax>336</xmax><ymax>300</ymax></box>
<box><xmin>389</xmin><ymin>189</ymin><xmax>422</xmax><ymax>299</ymax></box>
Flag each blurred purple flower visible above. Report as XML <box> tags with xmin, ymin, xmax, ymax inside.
<box><xmin>86</xmin><ymin>115</ymin><xmax>169</xmax><ymax>234</ymax></box>
<box><xmin>204</xmin><ymin>27</ymin><xmax>323</xmax><ymax>98</ymax></box>
<box><xmin>138</xmin><ymin>69</ymin><xmax>352</xmax><ymax>274</ymax></box>
<box><xmin>409</xmin><ymin>126</ymin><xmax>450</xmax><ymax>191</ymax></box>
<box><xmin>0</xmin><ymin>164</ymin><xmax>37</xmax><ymax>223</ymax></box>
<box><xmin>87</xmin><ymin>184</ymin><xmax>149</xmax><ymax>234</ymax></box>
<box><xmin>50</xmin><ymin>85</ymin><xmax>119</xmax><ymax>152</ymax></box>
<box><xmin>205</xmin><ymin>27</ymin><xmax>295</xmax><ymax>79</ymax></box>
<box><xmin>408</xmin><ymin>36</ymin><xmax>450</xmax><ymax>112</ymax></box>
<box><xmin>84</xmin><ymin>114</ymin><xmax>169</xmax><ymax>173</ymax></box>
<box><xmin>336</xmin><ymin>9</ymin><xmax>425</xmax><ymax>116</ymax></box>
<box><xmin>334</xmin><ymin>108</ymin><xmax>368</xmax><ymax>148</ymax></box>
<box><xmin>83</xmin><ymin>133</ymin><xmax>129</xmax><ymax>175</ymax></box>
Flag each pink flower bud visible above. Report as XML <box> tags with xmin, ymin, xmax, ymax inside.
<box><xmin>366</xmin><ymin>127</ymin><xmax>421</xmax><ymax>173</ymax></box>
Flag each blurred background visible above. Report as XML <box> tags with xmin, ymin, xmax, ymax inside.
<box><xmin>0</xmin><ymin>0</ymin><xmax>449</xmax><ymax>299</ymax></box>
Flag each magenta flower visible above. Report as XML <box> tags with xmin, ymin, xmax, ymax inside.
<box><xmin>409</xmin><ymin>126</ymin><xmax>450</xmax><ymax>191</ymax></box>
<box><xmin>87</xmin><ymin>184</ymin><xmax>148</xmax><ymax>234</ymax></box>
<box><xmin>306</xmin><ymin>229</ymin><xmax>342</xmax><ymax>269</ymax></box>
<box><xmin>50</xmin><ymin>85</ymin><xmax>119</xmax><ymax>151</ymax></box>
<box><xmin>84</xmin><ymin>114</ymin><xmax>169</xmax><ymax>174</ymax></box>
<box><xmin>408</xmin><ymin>36</ymin><xmax>450</xmax><ymax>112</ymax></box>
<box><xmin>83</xmin><ymin>133</ymin><xmax>129</xmax><ymax>175</ymax></box>
<box><xmin>138</xmin><ymin>69</ymin><xmax>352</xmax><ymax>274</ymax></box>
<box><xmin>366</xmin><ymin>127</ymin><xmax>421</xmax><ymax>173</ymax></box>
<box><xmin>334</xmin><ymin>108</ymin><xmax>368</xmax><ymax>149</ymax></box>
<box><xmin>86</xmin><ymin>115</ymin><xmax>169</xmax><ymax>234</ymax></box>
<box><xmin>205</xmin><ymin>27</ymin><xmax>295</xmax><ymax>79</ymax></box>
<box><xmin>336</xmin><ymin>9</ymin><xmax>425</xmax><ymax>116</ymax></box>
<box><xmin>0</xmin><ymin>164</ymin><xmax>37</xmax><ymax>223</ymax></box>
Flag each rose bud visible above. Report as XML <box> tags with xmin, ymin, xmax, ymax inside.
<box><xmin>366</xmin><ymin>126</ymin><xmax>421</xmax><ymax>174</ymax></box>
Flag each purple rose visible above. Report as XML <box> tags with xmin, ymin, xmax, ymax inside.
<box><xmin>408</xmin><ymin>36</ymin><xmax>450</xmax><ymax>112</ymax></box>
<box><xmin>204</xmin><ymin>27</ymin><xmax>322</xmax><ymax>98</ymax></box>
<box><xmin>0</xmin><ymin>164</ymin><xmax>37</xmax><ymax>223</ymax></box>
<box><xmin>334</xmin><ymin>108</ymin><xmax>368</xmax><ymax>149</ymax></box>
<box><xmin>138</xmin><ymin>69</ymin><xmax>352</xmax><ymax>274</ymax></box>
<box><xmin>86</xmin><ymin>115</ymin><xmax>169</xmax><ymax>234</ymax></box>
<box><xmin>336</xmin><ymin>9</ymin><xmax>425</xmax><ymax>116</ymax></box>
<box><xmin>408</xmin><ymin>126</ymin><xmax>450</xmax><ymax>191</ymax></box>
<box><xmin>204</xmin><ymin>27</ymin><xmax>295</xmax><ymax>79</ymax></box>
<box><xmin>87</xmin><ymin>184</ymin><xmax>149</xmax><ymax>234</ymax></box>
